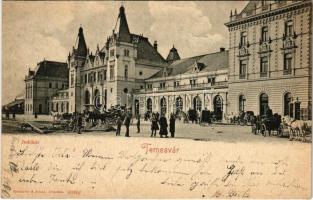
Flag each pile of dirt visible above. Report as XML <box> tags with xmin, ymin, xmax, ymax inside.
<box><xmin>87</xmin><ymin>123</ymin><xmax>116</xmax><ymax>132</ymax></box>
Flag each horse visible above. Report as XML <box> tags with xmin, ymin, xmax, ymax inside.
<box><xmin>282</xmin><ymin>116</ymin><xmax>310</xmax><ymax>142</ymax></box>
<box><xmin>176</xmin><ymin>110</ymin><xmax>189</xmax><ymax>123</ymax></box>
<box><xmin>224</xmin><ymin>113</ymin><xmax>236</xmax><ymax>124</ymax></box>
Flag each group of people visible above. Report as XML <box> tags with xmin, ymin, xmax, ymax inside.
<box><xmin>150</xmin><ymin>112</ymin><xmax>176</xmax><ymax>138</ymax></box>
<box><xmin>115</xmin><ymin>112</ymin><xmax>176</xmax><ymax>138</ymax></box>
<box><xmin>69</xmin><ymin>113</ymin><xmax>85</xmax><ymax>134</ymax></box>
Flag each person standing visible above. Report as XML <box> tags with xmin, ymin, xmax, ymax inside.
<box><xmin>116</xmin><ymin>116</ymin><xmax>122</xmax><ymax>136</ymax></box>
<box><xmin>136</xmin><ymin>115</ymin><xmax>141</xmax><ymax>133</ymax></box>
<box><xmin>124</xmin><ymin>114</ymin><xmax>131</xmax><ymax>137</ymax></box>
<box><xmin>169</xmin><ymin>114</ymin><xmax>176</xmax><ymax>138</ymax></box>
<box><xmin>159</xmin><ymin>114</ymin><xmax>168</xmax><ymax>138</ymax></box>
<box><xmin>12</xmin><ymin>111</ymin><xmax>16</xmax><ymax>120</ymax></box>
<box><xmin>151</xmin><ymin>114</ymin><xmax>159</xmax><ymax>137</ymax></box>
<box><xmin>77</xmin><ymin>114</ymin><xmax>83</xmax><ymax>134</ymax></box>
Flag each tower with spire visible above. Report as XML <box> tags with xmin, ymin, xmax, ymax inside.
<box><xmin>166</xmin><ymin>45</ymin><xmax>181</xmax><ymax>64</ymax></box>
<box><xmin>105</xmin><ymin>5</ymin><xmax>139</xmax><ymax>109</ymax></box>
<box><xmin>68</xmin><ymin>26</ymin><xmax>88</xmax><ymax>113</ymax></box>
<box><xmin>65</xmin><ymin>4</ymin><xmax>165</xmax><ymax>113</ymax></box>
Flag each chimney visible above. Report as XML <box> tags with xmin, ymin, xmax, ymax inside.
<box><xmin>153</xmin><ymin>41</ymin><xmax>158</xmax><ymax>50</ymax></box>
<box><xmin>220</xmin><ymin>47</ymin><xmax>225</xmax><ymax>52</ymax></box>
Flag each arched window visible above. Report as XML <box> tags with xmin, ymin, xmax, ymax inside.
<box><xmin>193</xmin><ymin>96</ymin><xmax>202</xmax><ymax>111</ymax></box>
<box><xmin>147</xmin><ymin>98</ymin><xmax>152</xmax><ymax>111</ymax></box>
<box><xmin>94</xmin><ymin>89</ymin><xmax>100</xmax><ymax>106</ymax></box>
<box><xmin>259</xmin><ymin>93</ymin><xmax>268</xmax><ymax>116</ymax></box>
<box><xmin>61</xmin><ymin>103</ymin><xmax>64</xmax><ymax>113</ymax></box>
<box><xmin>85</xmin><ymin>90</ymin><xmax>90</xmax><ymax>105</ymax></box>
<box><xmin>284</xmin><ymin>93</ymin><xmax>292</xmax><ymax>116</ymax></box>
<box><xmin>239</xmin><ymin>95</ymin><xmax>246</xmax><ymax>112</ymax></box>
<box><xmin>160</xmin><ymin>97</ymin><xmax>167</xmax><ymax>115</ymax></box>
<box><xmin>213</xmin><ymin>95</ymin><xmax>223</xmax><ymax>121</ymax></box>
<box><xmin>176</xmin><ymin>96</ymin><xmax>183</xmax><ymax>112</ymax></box>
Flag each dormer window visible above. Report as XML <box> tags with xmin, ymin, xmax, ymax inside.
<box><xmin>163</xmin><ymin>69</ymin><xmax>168</xmax><ymax>77</ymax></box>
<box><xmin>160</xmin><ymin>82</ymin><xmax>166</xmax><ymax>90</ymax></box>
<box><xmin>174</xmin><ymin>81</ymin><xmax>180</xmax><ymax>88</ymax></box>
<box><xmin>190</xmin><ymin>79</ymin><xmax>196</xmax><ymax>87</ymax></box>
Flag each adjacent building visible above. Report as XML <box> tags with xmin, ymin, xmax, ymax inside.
<box><xmin>24</xmin><ymin>60</ymin><xmax>68</xmax><ymax>114</ymax></box>
<box><xmin>225</xmin><ymin>0</ymin><xmax>312</xmax><ymax>119</ymax></box>
<box><xmin>135</xmin><ymin>48</ymin><xmax>229</xmax><ymax>120</ymax></box>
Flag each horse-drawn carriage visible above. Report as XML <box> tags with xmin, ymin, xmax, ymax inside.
<box><xmin>227</xmin><ymin>111</ymin><xmax>255</xmax><ymax>126</ymax></box>
<box><xmin>251</xmin><ymin>114</ymin><xmax>283</xmax><ymax>137</ymax></box>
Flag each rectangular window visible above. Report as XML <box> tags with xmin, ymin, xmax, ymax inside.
<box><xmin>211</xmin><ymin>77</ymin><xmax>216</xmax><ymax>85</ymax></box>
<box><xmin>110</xmin><ymin>65</ymin><xmax>114</xmax><ymax>81</ymax></box>
<box><xmin>49</xmin><ymin>82</ymin><xmax>52</xmax><ymax>88</ymax></box>
<box><xmin>110</xmin><ymin>49</ymin><xmax>115</xmax><ymax>57</ymax></box>
<box><xmin>239</xmin><ymin>60</ymin><xmax>247</xmax><ymax>79</ymax></box>
<box><xmin>174</xmin><ymin>81</ymin><xmax>180</xmax><ymax>88</ymax></box>
<box><xmin>124</xmin><ymin>49</ymin><xmax>129</xmax><ymax>57</ymax></box>
<box><xmin>89</xmin><ymin>73</ymin><xmax>92</xmax><ymax>83</ymax></box>
<box><xmin>260</xmin><ymin>57</ymin><xmax>268</xmax><ymax>77</ymax></box>
<box><xmin>261</xmin><ymin>26</ymin><xmax>268</xmax><ymax>42</ymax></box>
<box><xmin>70</xmin><ymin>74</ymin><xmax>74</xmax><ymax>86</ymax></box>
<box><xmin>124</xmin><ymin>65</ymin><xmax>128</xmax><ymax>80</ymax></box>
<box><xmin>284</xmin><ymin>53</ymin><xmax>292</xmax><ymax>74</ymax></box>
<box><xmin>285</xmin><ymin>21</ymin><xmax>293</xmax><ymax>37</ymax></box>
<box><xmin>147</xmin><ymin>84</ymin><xmax>152</xmax><ymax>90</ymax></box>
<box><xmin>240</xmin><ymin>32</ymin><xmax>247</xmax><ymax>46</ymax></box>
<box><xmin>190</xmin><ymin>79</ymin><xmax>196</xmax><ymax>87</ymax></box>
<box><xmin>159</xmin><ymin>82</ymin><xmax>166</xmax><ymax>89</ymax></box>
<box><xmin>104</xmin><ymin>70</ymin><xmax>107</xmax><ymax>80</ymax></box>
<box><xmin>85</xmin><ymin>74</ymin><xmax>87</xmax><ymax>84</ymax></box>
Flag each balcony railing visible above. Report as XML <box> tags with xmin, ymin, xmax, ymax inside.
<box><xmin>239</xmin><ymin>74</ymin><xmax>246</xmax><ymax>79</ymax></box>
<box><xmin>283</xmin><ymin>69</ymin><xmax>292</xmax><ymax>75</ymax></box>
<box><xmin>260</xmin><ymin>72</ymin><xmax>268</xmax><ymax>77</ymax></box>
<box><xmin>137</xmin><ymin>82</ymin><xmax>228</xmax><ymax>93</ymax></box>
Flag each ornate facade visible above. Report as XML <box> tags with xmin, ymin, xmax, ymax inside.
<box><xmin>225</xmin><ymin>0</ymin><xmax>312</xmax><ymax>119</ymax></box>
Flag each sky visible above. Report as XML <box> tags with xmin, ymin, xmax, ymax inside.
<box><xmin>2</xmin><ymin>1</ymin><xmax>247</xmax><ymax>105</ymax></box>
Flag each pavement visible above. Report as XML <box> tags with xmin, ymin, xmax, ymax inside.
<box><xmin>2</xmin><ymin>114</ymin><xmax>311</xmax><ymax>144</ymax></box>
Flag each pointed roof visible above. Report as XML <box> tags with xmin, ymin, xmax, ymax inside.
<box><xmin>26</xmin><ymin>60</ymin><xmax>68</xmax><ymax>79</ymax></box>
<box><xmin>114</xmin><ymin>5</ymin><xmax>131</xmax><ymax>43</ymax></box>
<box><xmin>166</xmin><ymin>45</ymin><xmax>181</xmax><ymax>63</ymax></box>
<box><xmin>75</xmin><ymin>27</ymin><xmax>88</xmax><ymax>57</ymax></box>
<box><xmin>150</xmin><ymin>50</ymin><xmax>228</xmax><ymax>79</ymax></box>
